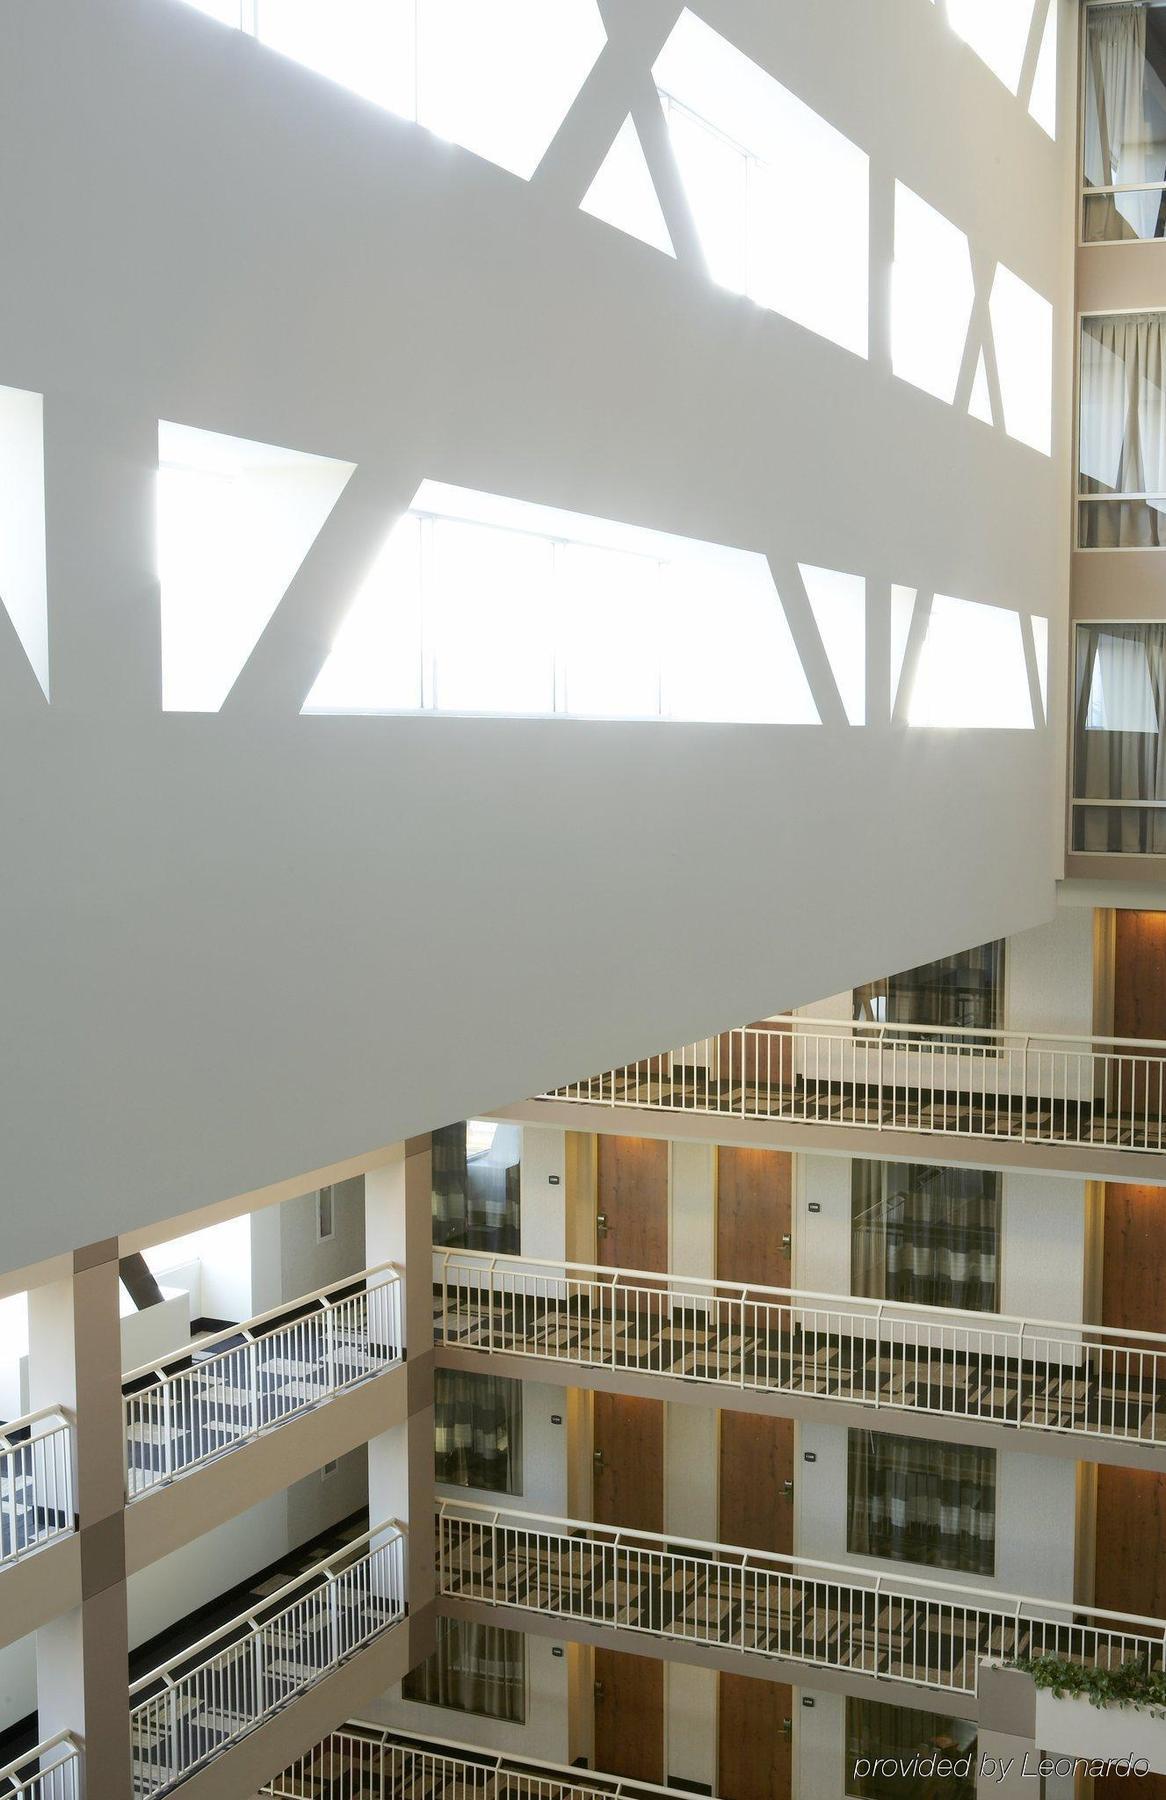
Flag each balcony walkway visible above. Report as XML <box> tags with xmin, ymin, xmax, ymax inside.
<box><xmin>439</xmin><ymin>1503</ymin><xmax>1166</xmax><ymax>1706</ymax></box>
<box><xmin>434</xmin><ymin>1258</ymin><xmax>1166</xmax><ymax>1455</ymax></box>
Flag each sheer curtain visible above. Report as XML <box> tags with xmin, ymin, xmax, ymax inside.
<box><xmin>851</xmin><ymin>1163</ymin><xmax>1000</xmax><ymax>1312</ymax></box>
<box><xmin>432</xmin><ymin>1122</ymin><xmax>521</xmax><ymax>1252</ymax></box>
<box><xmin>848</xmin><ymin>1430</ymin><xmax>996</xmax><ymax>1576</ymax></box>
<box><xmin>402</xmin><ymin>1618</ymin><xmax>526</xmax><ymax>1722</ymax></box>
<box><xmin>846</xmin><ymin>1700</ymin><xmax>976</xmax><ymax>1800</ymax></box>
<box><xmin>1079</xmin><ymin>312</ymin><xmax>1166</xmax><ymax>545</ymax></box>
<box><xmin>1074</xmin><ymin>622</ymin><xmax>1166</xmax><ymax>849</ymax></box>
<box><xmin>853</xmin><ymin>942</ymin><xmax>1004</xmax><ymax>1035</ymax></box>
<box><xmin>1084</xmin><ymin>5</ymin><xmax>1161</xmax><ymax>241</ymax></box>
<box><xmin>435</xmin><ymin>1369</ymin><xmax>522</xmax><ymax>1494</ymax></box>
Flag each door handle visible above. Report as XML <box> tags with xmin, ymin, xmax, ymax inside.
<box><xmin>594</xmin><ymin>1681</ymin><xmax>606</xmax><ymax>1701</ymax></box>
<box><xmin>596</xmin><ymin>1212</ymin><xmax>609</xmax><ymax>1237</ymax></box>
<box><xmin>782</xmin><ymin>1478</ymin><xmax>794</xmax><ymax>1499</ymax></box>
<box><xmin>593</xmin><ymin>1449</ymin><xmax>605</xmax><ymax>1472</ymax></box>
<box><xmin>781</xmin><ymin>1233</ymin><xmax>792</xmax><ymax>1254</ymax></box>
<box><xmin>782</xmin><ymin>1717</ymin><xmax>792</xmax><ymax>1743</ymax></box>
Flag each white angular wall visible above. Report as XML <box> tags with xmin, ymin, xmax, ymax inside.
<box><xmin>0</xmin><ymin>0</ymin><xmax>1075</xmax><ymax>1270</ymax></box>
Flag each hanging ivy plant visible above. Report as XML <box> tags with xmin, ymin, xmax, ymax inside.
<box><xmin>1005</xmin><ymin>1655</ymin><xmax>1166</xmax><ymax>1720</ymax></box>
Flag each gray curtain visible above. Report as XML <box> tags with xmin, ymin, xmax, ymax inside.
<box><xmin>402</xmin><ymin>1618</ymin><xmax>526</xmax><ymax>1722</ymax></box>
<box><xmin>1073</xmin><ymin>621</ymin><xmax>1166</xmax><ymax>850</ymax></box>
<box><xmin>851</xmin><ymin>1162</ymin><xmax>1000</xmax><ymax>1312</ymax></box>
<box><xmin>846</xmin><ymin>1699</ymin><xmax>976</xmax><ymax>1800</ymax></box>
<box><xmin>847</xmin><ymin>1430</ymin><xmax>996</xmax><ymax>1576</ymax></box>
<box><xmin>853</xmin><ymin>942</ymin><xmax>1004</xmax><ymax>1035</ymax></box>
<box><xmin>435</xmin><ymin>1368</ymin><xmax>522</xmax><ymax>1494</ymax></box>
<box><xmin>1079</xmin><ymin>312</ymin><xmax>1166</xmax><ymax>546</ymax></box>
<box><xmin>431</xmin><ymin>1122</ymin><xmax>521</xmax><ymax>1252</ymax></box>
<box><xmin>1083</xmin><ymin>4</ymin><xmax>1165</xmax><ymax>243</ymax></box>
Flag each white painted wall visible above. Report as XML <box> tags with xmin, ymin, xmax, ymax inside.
<box><xmin>125</xmin><ymin>1454</ymin><xmax>368</xmax><ymax>1651</ymax></box>
<box><xmin>1004</xmin><ymin>907</ymin><xmax>1094</xmax><ymax>1038</ymax></box>
<box><xmin>145</xmin><ymin>1213</ymin><xmax>253</xmax><ymax>1322</ymax></box>
<box><xmin>250</xmin><ymin>1178</ymin><xmax>366</xmax><ymax>1318</ymax></box>
<box><xmin>119</xmin><ymin>1289</ymin><xmax>191</xmax><ymax>1374</ymax></box>
<box><xmin>796</xmin><ymin>1423</ymin><xmax>1078</xmax><ymax>1605</ymax></box>
<box><xmin>670</xmin><ymin>1141</ymin><xmax>716</xmax><ymax>1283</ymax></box>
<box><xmin>516</xmin><ymin>1127</ymin><xmax>565</xmax><ymax>1266</ymax></box>
<box><xmin>664</xmin><ymin>1399</ymin><xmax>718</xmax><ymax>1790</ymax></box>
<box><xmin>0</xmin><ymin>1634</ymin><xmax>35</xmax><ymax>1736</ymax></box>
<box><xmin>0</xmin><ymin>0</ymin><xmax>1073</xmax><ymax>1277</ymax></box>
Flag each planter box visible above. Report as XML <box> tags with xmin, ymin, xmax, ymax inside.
<box><xmin>1035</xmin><ymin>1691</ymin><xmax>1166</xmax><ymax>1774</ymax></box>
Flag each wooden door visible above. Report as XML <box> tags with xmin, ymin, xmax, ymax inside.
<box><xmin>593</xmin><ymin>1647</ymin><xmax>663</xmax><ymax>1783</ymax></box>
<box><xmin>1112</xmin><ymin>912</ymin><xmax>1166</xmax><ymax>1118</ymax></box>
<box><xmin>718</xmin><ymin>1671</ymin><xmax>792</xmax><ymax>1800</ymax></box>
<box><xmin>596</xmin><ymin>1136</ymin><xmax>668</xmax><ymax>1275</ymax></box>
<box><xmin>592</xmin><ymin>1392</ymin><xmax>664</xmax><ymax>1534</ymax></box>
<box><xmin>1102</xmin><ymin>1184</ymin><xmax>1166</xmax><ymax>1333</ymax></box>
<box><xmin>719</xmin><ymin>1410</ymin><xmax>794</xmax><ymax>1556</ymax></box>
<box><xmin>1114</xmin><ymin>912</ymin><xmax>1166</xmax><ymax>1041</ymax></box>
<box><xmin>717</xmin><ymin>1146</ymin><xmax>793</xmax><ymax>1291</ymax></box>
<box><xmin>1094</xmin><ymin>1465</ymin><xmax>1166</xmax><ymax>1620</ymax></box>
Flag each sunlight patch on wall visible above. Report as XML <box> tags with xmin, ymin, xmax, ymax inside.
<box><xmin>989</xmin><ymin>264</ymin><xmax>1053</xmax><ymax>456</ymax></box>
<box><xmin>158</xmin><ymin>423</ymin><xmax>355</xmax><ymax>712</ymax></box>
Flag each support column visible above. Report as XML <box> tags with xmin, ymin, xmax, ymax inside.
<box><xmin>976</xmin><ymin>1667</ymin><xmax>1037</xmax><ymax>1799</ymax></box>
<box><xmin>366</xmin><ymin>1137</ymin><xmax>436</xmax><ymax>1667</ymax></box>
<box><xmin>30</xmin><ymin>1240</ymin><xmax>132</xmax><ymax>1799</ymax></box>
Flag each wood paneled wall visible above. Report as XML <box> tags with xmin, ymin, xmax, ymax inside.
<box><xmin>716</xmin><ymin>1145</ymin><xmax>792</xmax><ymax>1289</ymax></box>
<box><xmin>1113</xmin><ymin>911</ymin><xmax>1166</xmax><ymax>1041</ymax></box>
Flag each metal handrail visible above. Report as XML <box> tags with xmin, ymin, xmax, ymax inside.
<box><xmin>437</xmin><ymin>1247</ymin><xmax>1165</xmax><ymax>1346</ymax></box>
<box><xmin>264</xmin><ymin>1723</ymin><xmax>724</xmax><ymax>1800</ymax></box>
<box><xmin>0</xmin><ymin>1734</ymin><xmax>81</xmax><ymax>1800</ymax></box>
<box><xmin>122</xmin><ymin>1260</ymin><xmax>403</xmax><ymax>1386</ymax></box>
<box><xmin>437</xmin><ymin>1498</ymin><xmax>1166</xmax><ymax>1633</ymax></box>
<box><xmin>129</xmin><ymin>1518</ymin><xmax>405</xmax><ymax>1697</ymax></box>
<box><xmin>718</xmin><ymin>1015</ymin><xmax>1166</xmax><ymax>1055</ymax></box>
<box><xmin>0</xmin><ymin>1406</ymin><xmax>73</xmax><ymax>1448</ymax></box>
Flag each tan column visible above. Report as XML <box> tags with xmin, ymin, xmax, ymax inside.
<box><xmin>366</xmin><ymin>1137</ymin><xmax>436</xmax><ymax>1666</ymax></box>
<box><xmin>31</xmin><ymin>1240</ymin><xmax>131</xmax><ymax>1800</ymax></box>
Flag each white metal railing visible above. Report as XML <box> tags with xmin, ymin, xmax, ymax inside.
<box><xmin>123</xmin><ymin>1263</ymin><xmax>403</xmax><ymax>1498</ymax></box>
<box><xmin>0</xmin><ymin>1408</ymin><xmax>75</xmax><ymax>1568</ymax></box>
<box><xmin>128</xmin><ymin>1520</ymin><xmax>406</xmax><ymax>1797</ymax></box>
<box><xmin>262</xmin><ymin>1722</ymin><xmax>715</xmax><ymax>1800</ymax></box>
<box><xmin>439</xmin><ymin>1501</ymin><xmax>1166</xmax><ymax>1701</ymax></box>
<box><xmin>437</xmin><ymin>1250</ymin><xmax>1166</xmax><ymax>1448</ymax></box>
<box><xmin>544</xmin><ymin>1017</ymin><xmax>1166</xmax><ymax>1154</ymax></box>
<box><xmin>0</xmin><ymin>1735</ymin><xmax>81</xmax><ymax>1800</ymax></box>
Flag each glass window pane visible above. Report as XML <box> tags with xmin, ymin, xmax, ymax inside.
<box><xmin>1073</xmin><ymin>622</ymin><xmax>1166</xmax><ymax>851</ymax></box>
<box><xmin>560</xmin><ymin>543</ymin><xmax>661</xmax><ymax>717</ymax></box>
<box><xmin>847</xmin><ymin>1429</ymin><xmax>996</xmax><ymax>1575</ymax></box>
<box><xmin>429</xmin><ymin>519</ymin><xmax>555</xmax><ymax>714</ymax></box>
<box><xmin>1083</xmin><ymin>3</ymin><xmax>1166</xmax><ymax>242</ymax></box>
<box><xmin>854</xmin><ymin>942</ymin><xmax>1005</xmax><ymax>1036</ymax></box>
<box><xmin>403</xmin><ymin>1619</ymin><xmax>526</xmax><ymax>1723</ymax></box>
<box><xmin>303</xmin><ymin>515</ymin><xmax>423</xmax><ymax>712</ymax></box>
<box><xmin>851</xmin><ymin>1162</ymin><xmax>1000</xmax><ymax>1312</ymax></box>
<box><xmin>257</xmin><ymin>0</ymin><xmax>417</xmax><ymax>119</ymax></box>
<box><xmin>435</xmin><ymin>1368</ymin><xmax>522</xmax><ymax>1493</ymax></box>
<box><xmin>665</xmin><ymin>104</ymin><xmax>749</xmax><ymax>296</ymax></box>
<box><xmin>846</xmin><ymin>1699</ymin><xmax>976</xmax><ymax>1800</ymax></box>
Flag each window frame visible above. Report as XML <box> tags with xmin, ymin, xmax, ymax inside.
<box><xmin>316</xmin><ymin>1185</ymin><xmax>335</xmax><ymax>1244</ymax></box>
<box><xmin>401</xmin><ymin>1617</ymin><xmax>529</xmax><ymax>1725</ymax></box>
<box><xmin>1078</xmin><ymin>1</ymin><xmax>1166</xmax><ymax>249</ymax></box>
<box><xmin>1076</xmin><ymin>306</ymin><xmax>1166</xmax><ymax>549</ymax></box>
<box><xmin>1070</xmin><ymin>616</ymin><xmax>1166</xmax><ymax>852</ymax></box>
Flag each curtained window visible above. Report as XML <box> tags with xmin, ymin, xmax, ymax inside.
<box><xmin>851</xmin><ymin>1162</ymin><xmax>1000</xmax><ymax>1313</ymax></box>
<box><xmin>431</xmin><ymin>1120</ymin><xmax>521</xmax><ymax>1253</ymax></box>
<box><xmin>1083</xmin><ymin>4</ymin><xmax>1166</xmax><ymax>244</ymax></box>
<box><xmin>846</xmin><ymin>1699</ymin><xmax>976</xmax><ymax>1799</ymax></box>
<box><xmin>1079</xmin><ymin>311</ymin><xmax>1166</xmax><ymax>546</ymax></box>
<box><xmin>853</xmin><ymin>942</ymin><xmax>1004</xmax><ymax>1037</ymax></box>
<box><xmin>1073</xmin><ymin>621</ymin><xmax>1166</xmax><ymax>851</ymax></box>
<box><xmin>847</xmin><ymin>1430</ymin><xmax>996</xmax><ymax>1576</ymax></box>
<box><xmin>435</xmin><ymin>1368</ymin><xmax>522</xmax><ymax>1494</ymax></box>
<box><xmin>402</xmin><ymin>1618</ymin><xmax>526</xmax><ymax>1723</ymax></box>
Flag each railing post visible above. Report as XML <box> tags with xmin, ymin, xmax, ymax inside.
<box><xmin>873</xmin><ymin>1304</ymin><xmax>884</xmax><ymax>1409</ymax></box>
<box><xmin>1020</xmin><ymin>1038</ymin><xmax>1031</xmax><ymax>1143</ymax></box>
<box><xmin>323</xmin><ymin>1298</ymin><xmax>336</xmax><ymax>1395</ymax></box>
<box><xmin>248</xmin><ymin>1333</ymin><xmax>259</xmax><ymax>1441</ymax></box>
<box><xmin>161</xmin><ymin>1377</ymin><xmax>173</xmax><ymax>1486</ymax></box>
<box><xmin>1015</xmin><ymin>1323</ymin><xmax>1026</xmax><ymax>1427</ymax></box>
